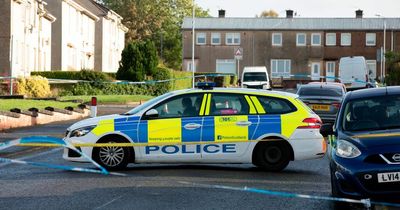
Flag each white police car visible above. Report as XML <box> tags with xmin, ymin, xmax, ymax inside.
<box><xmin>63</xmin><ymin>85</ymin><xmax>326</xmax><ymax>171</ymax></box>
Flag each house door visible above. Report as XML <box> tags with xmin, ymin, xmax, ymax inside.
<box><xmin>326</xmin><ymin>62</ymin><xmax>335</xmax><ymax>82</ymax></box>
<box><xmin>311</xmin><ymin>63</ymin><xmax>321</xmax><ymax>81</ymax></box>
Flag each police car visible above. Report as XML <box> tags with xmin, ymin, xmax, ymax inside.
<box><xmin>63</xmin><ymin>84</ymin><xmax>326</xmax><ymax>171</ymax></box>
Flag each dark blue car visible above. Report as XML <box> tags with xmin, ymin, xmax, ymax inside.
<box><xmin>321</xmin><ymin>87</ymin><xmax>400</xmax><ymax>201</ymax></box>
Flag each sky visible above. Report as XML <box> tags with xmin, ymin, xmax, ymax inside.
<box><xmin>195</xmin><ymin>0</ymin><xmax>400</xmax><ymax>18</ymax></box>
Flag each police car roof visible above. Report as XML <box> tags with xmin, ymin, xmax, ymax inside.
<box><xmin>172</xmin><ymin>88</ymin><xmax>298</xmax><ymax>98</ymax></box>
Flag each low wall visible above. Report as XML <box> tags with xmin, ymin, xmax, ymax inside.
<box><xmin>0</xmin><ymin>109</ymin><xmax>90</xmax><ymax>131</ymax></box>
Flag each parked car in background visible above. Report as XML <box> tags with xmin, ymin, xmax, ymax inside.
<box><xmin>241</xmin><ymin>66</ymin><xmax>271</xmax><ymax>90</ymax></box>
<box><xmin>339</xmin><ymin>56</ymin><xmax>370</xmax><ymax>89</ymax></box>
<box><xmin>297</xmin><ymin>82</ymin><xmax>346</xmax><ymax>124</ymax></box>
<box><xmin>321</xmin><ymin>86</ymin><xmax>400</xmax><ymax>204</ymax></box>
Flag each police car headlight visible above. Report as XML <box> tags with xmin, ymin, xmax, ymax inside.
<box><xmin>70</xmin><ymin>125</ymin><xmax>96</xmax><ymax>138</ymax></box>
<box><xmin>336</xmin><ymin>140</ymin><xmax>361</xmax><ymax>158</ymax></box>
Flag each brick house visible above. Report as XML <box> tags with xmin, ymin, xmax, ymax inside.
<box><xmin>182</xmin><ymin>10</ymin><xmax>400</xmax><ymax>87</ymax></box>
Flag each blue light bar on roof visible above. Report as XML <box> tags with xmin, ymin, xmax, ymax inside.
<box><xmin>195</xmin><ymin>82</ymin><xmax>216</xmax><ymax>90</ymax></box>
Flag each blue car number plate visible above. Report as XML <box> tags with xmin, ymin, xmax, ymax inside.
<box><xmin>378</xmin><ymin>172</ymin><xmax>400</xmax><ymax>183</ymax></box>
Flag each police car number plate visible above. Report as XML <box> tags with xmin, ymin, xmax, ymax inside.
<box><xmin>378</xmin><ymin>172</ymin><xmax>400</xmax><ymax>183</ymax></box>
<box><xmin>310</xmin><ymin>104</ymin><xmax>330</xmax><ymax>111</ymax></box>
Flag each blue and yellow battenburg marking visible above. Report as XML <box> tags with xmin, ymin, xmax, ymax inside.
<box><xmin>89</xmin><ymin>93</ymin><xmax>309</xmax><ymax>149</ymax></box>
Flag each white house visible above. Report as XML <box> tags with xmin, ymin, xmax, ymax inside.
<box><xmin>78</xmin><ymin>0</ymin><xmax>127</xmax><ymax>73</ymax></box>
<box><xmin>0</xmin><ymin>0</ymin><xmax>56</xmax><ymax>78</ymax></box>
<box><xmin>47</xmin><ymin>0</ymin><xmax>99</xmax><ymax>71</ymax></box>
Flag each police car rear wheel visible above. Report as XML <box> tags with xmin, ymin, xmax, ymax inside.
<box><xmin>93</xmin><ymin>139</ymin><xmax>131</xmax><ymax>171</ymax></box>
<box><xmin>255</xmin><ymin>141</ymin><xmax>290</xmax><ymax>172</ymax></box>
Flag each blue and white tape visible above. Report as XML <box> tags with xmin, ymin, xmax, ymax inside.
<box><xmin>179</xmin><ymin>181</ymin><xmax>400</xmax><ymax>208</ymax></box>
<box><xmin>0</xmin><ymin>136</ymin><xmax>124</xmax><ymax>176</ymax></box>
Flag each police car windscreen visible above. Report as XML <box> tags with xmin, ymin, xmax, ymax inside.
<box><xmin>299</xmin><ymin>86</ymin><xmax>342</xmax><ymax>97</ymax></box>
<box><xmin>243</xmin><ymin>72</ymin><xmax>267</xmax><ymax>82</ymax></box>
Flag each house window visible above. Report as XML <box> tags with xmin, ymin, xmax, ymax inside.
<box><xmin>326</xmin><ymin>33</ymin><xmax>336</xmax><ymax>46</ymax></box>
<box><xmin>341</xmin><ymin>33</ymin><xmax>351</xmax><ymax>46</ymax></box>
<box><xmin>196</xmin><ymin>33</ymin><xmax>206</xmax><ymax>45</ymax></box>
<box><xmin>226</xmin><ymin>33</ymin><xmax>240</xmax><ymax>45</ymax></box>
<box><xmin>296</xmin><ymin>33</ymin><xmax>306</xmax><ymax>46</ymax></box>
<box><xmin>311</xmin><ymin>33</ymin><xmax>321</xmax><ymax>46</ymax></box>
<box><xmin>366</xmin><ymin>33</ymin><xmax>376</xmax><ymax>46</ymax></box>
<box><xmin>272</xmin><ymin>33</ymin><xmax>282</xmax><ymax>46</ymax></box>
<box><xmin>271</xmin><ymin>59</ymin><xmax>291</xmax><ymax>78</ymax></box>
<box><xmin>211</xmin><ymin>33</ymin><xmax>221</xmax><ymax>45</ymax></box>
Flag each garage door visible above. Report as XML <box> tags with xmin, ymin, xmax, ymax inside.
<box><xmin>216</xmin><ymin>59</ymin><xmax>236</xmax><ymax>75</ymax></box>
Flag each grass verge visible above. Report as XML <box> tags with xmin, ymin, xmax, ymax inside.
<box><xmin>59</xmin><ymin>95</ymin><xmax>153</xmax><ymax>104</ymax></box>
<box><xmin>0</xmin><ymin>99</ymin><xmax>77</xmax><ymax>111</ymax></box>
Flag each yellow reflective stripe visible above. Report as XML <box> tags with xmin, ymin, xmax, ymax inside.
<box><xmin>244</xmin><ymin>95</ymin><xmax>257</xmax><ymax>114</ymax></box>
<box><xmin>250</xmin><ymin>96</ymin><xmax>266</xmax><ymax>114</ymax></box>
<box><xmin>148</xmin><ymin>118</ymin><xmax>182</xmax><ymax>144</ymax></box>
<box><xmin>199</xmin><ymin>94</ymin><xmax>208</xmax><ymax>116</ymax></box>
<box><xmin>92</xmin><ymin>119</ymin><xmax>114</xmax><ymax>136</ymax></box>
<box><xmin>205</xmin><ymin>94</ymin><xmax>212</xmax><ymax>115</ymax></box>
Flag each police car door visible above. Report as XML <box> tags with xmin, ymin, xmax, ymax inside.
<box><xmin>201</xmin><ymin>93</ymin><xmax>259</xmax><ymax>162</ymax></box>
<box><xmin>137</xmin><ymin>93</ymin><xmax>205</xmax><ymax>162</ymax></box>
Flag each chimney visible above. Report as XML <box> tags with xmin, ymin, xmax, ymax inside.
<box><xmin>218</xmin><ymin>9</ymin><xmax>225</xmax><ymax>18</ymax></box>
<box><xmin>286</xmin><ymin>10</ymin><xmax>294</xmax><ymax>18</ymax></box>
<box><xmin>355</xmin><ymin>9</ymin><xmax>363</xmax><ymax>18</ymax></box>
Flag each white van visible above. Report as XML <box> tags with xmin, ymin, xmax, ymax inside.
<box><xmin>338</xmin><ymin>56</ymin><xmax>370</xmax><ymax>89</ymax></box>
<box><xmin>241</xmin><ymin>66</ymin><xmax>271</xmax><ymax>90</ymax></box>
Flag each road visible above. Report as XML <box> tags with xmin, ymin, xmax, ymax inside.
<box><xmin>0</xmin><ymin>105</ymin><xmax>391</xmax><ymax>209</ymax></box>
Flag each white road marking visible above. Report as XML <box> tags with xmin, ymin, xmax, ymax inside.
<box><xmin>94</xmin><ymin>195</ymin><xmax>123</xmax><ymax>209</ymax></box>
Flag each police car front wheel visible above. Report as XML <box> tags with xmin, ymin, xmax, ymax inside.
<box><xmin>93</xmin><ymin>138</ymin><xmax>131</xmax><ymax>171</ymax></box>
<box><xmin>254</xmin><ymin>141</ymin><xmax>291</xmax><ymax>172</ymax></box>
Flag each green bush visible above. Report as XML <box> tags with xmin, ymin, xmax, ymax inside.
<box><xmin>16</xmin><ymin>76</ymin><xmax>52</xmax><ymax>98</ymax></box>
<box><xmin>170</xmin><ymin>70</ymin><xmax>192</xmax><ymax>90</ymax></box>
<box><xmin>385</xmin><ymin>51</ymin><xmax>400</xmax><ymax>85</ymax></box>
<box><xmin>31</xmin><ymin>70</ymin><xmax>112</xmax><ymax>81</ymax></box>
<box><xmin>194</xmin><ymin>72</ymin><xmax>234</xmax><ymax>87</ymax></box>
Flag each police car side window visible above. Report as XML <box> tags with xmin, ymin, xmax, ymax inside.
<box><xmin>210</xmin><ymin>94</ymin><xmax>249</xmax><ymax>115</ymax></box>
<box><xmin>257</xmin><ymin>96</ymin><xmax>296</xmax><ymax>114</ymax></box>
<box><xmin>149</xmin><ymin>94</ymin><xmax>203</xmax><ymax>119</ymax></box>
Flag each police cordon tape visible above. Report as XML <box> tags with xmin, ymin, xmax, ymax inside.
<box><xmin>0</xmin><ymin>73</ymin><xmax>383</xmax><ymax>87</ymax></box>
<box><xmin>0</xmin><ymin>136</ymin><xmax>124</xmax><ymax>176</ymax></box>
<box><xmin>178</xmin><ymin>181</ymin><xmax>400</xmax><ymax>209</ymax></box>
<box><xmin>2</xmin><ymin>136</ymin><xmax>400</xmax><ymax>208</ymax></box>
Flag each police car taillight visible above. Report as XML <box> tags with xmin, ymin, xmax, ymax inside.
<box><xmin>297</xmin><ymin>118</ymin><xmax>322</xmax><ymax>129</ymax></box>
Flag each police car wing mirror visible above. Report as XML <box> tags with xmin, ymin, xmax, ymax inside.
<box><xmin>145</xmin><ymin>109</ymin><xmax>159</xmax><ymax>119</ymax></box>
<box><xmin>320</xmin><ymin>123</ymin><xmax>334</xmax><ymax>137</ymax></box>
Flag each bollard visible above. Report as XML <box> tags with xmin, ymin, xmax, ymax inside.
<box><xmin>90</xmin><ymin>97</ymin><xmax>97</xmax><ymax>118</ymax></box>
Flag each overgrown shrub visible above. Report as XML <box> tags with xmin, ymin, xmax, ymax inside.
<box><xmin>31</xmin><ymin>70</ymin><xmax>112</xmax><ymax>81</ymax></box>
<box><xmin>16</xmin><ymin>76</ymin><xmax>51</xmax><ymax>98</ymax></box>
<box><xmin>385</xmin><ymin>51</ymin><xmax>400</xmax><ymax>85</ymax></box>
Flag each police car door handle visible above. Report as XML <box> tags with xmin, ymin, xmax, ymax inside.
<box><xmin>236</xmin><ymin>121</ymin><xmax>252</xmax><ymax>127</ymax></box>
<box><xmin>184</xmin><ymin>123</ymin><xmax>202</xmax><ymax>130</ymax></box>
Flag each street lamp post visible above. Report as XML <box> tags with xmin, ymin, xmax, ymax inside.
<box><xmin>376</xmin><ymin>14</ymin><xmax>386</xmax><ymax>83</ymax></box>
<box><xmin>191</xmin><ymin>0</ymin><xmax>195</xmax><ymax>88</ymax></box>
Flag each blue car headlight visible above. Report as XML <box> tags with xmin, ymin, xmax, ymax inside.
<box><xmin>336</xmin><ymin>140</ymin><xmax>361</xmax><ymax>158</ymax></box>
<box><xmin>70</xmin><ymin>125</ymin><xmax>96</xmax><ymax>138</ymax></box>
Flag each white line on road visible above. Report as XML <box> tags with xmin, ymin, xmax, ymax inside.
<box><xmin>94</xmin><ymin>195</ymin><xmax>123</xmax><ymax>209</ymax></box>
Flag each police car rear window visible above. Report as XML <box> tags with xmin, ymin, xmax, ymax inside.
<box><xmin>257</xmin><ymin>96</ymin><xmax>297</xmax><ymax>114</ymax></box>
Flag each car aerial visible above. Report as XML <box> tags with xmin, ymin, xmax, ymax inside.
<box><xmin>63</xmin><ymin>83</ymin><xmax>326</xmax><ymax>171</ymax></box>
<box><xmin>321</xmin><ymin>86</ymin><xmax>400</xmax><ymax>202</ymax></box>
<box><xmin>297</xmin><ymin>82</ymin><xmax>346</xmax><ymax>124</ymax></box>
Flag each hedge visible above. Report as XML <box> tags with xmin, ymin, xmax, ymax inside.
<box><xmin>194</xmin><ymin>72</ymin><xmax>236</xmax><ymax>87</ymax></box>
<box><xmin>31</xmin><ymin>70</ymin><xmax>113</xmax><ymax>82</ymax></box>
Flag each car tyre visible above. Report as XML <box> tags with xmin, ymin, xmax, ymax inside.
<box><xmin>93</xmin><ymin>137</ymin><xmax>131</xmax><ymax>171</ymax></box>
<box><xmin>254</xmin><ymin>141</ymin><xmax>291</xmax><ymax>171</ymax></box>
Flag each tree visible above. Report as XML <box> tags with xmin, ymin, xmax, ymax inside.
<box><xmin>257</xmin><ymin>10</ymin><xmax>279</xmax><ymax>18</ymax></box>
<box><xmin>385</xmin><ymin>51</ymin><xmax>400</xmax><ymax>85</ymax></box>
<box><xmin>140</xmin><ymin>40</ymin><xmax>158</xmax><ymax>76</ymax></box>
<box><xmin>101</xmin><ymin>0</ymin><xmax>209</xmax><ymax>70</ymax></box>
<box><xmin>117</xmin><ymin>42</ymin><xmax>145</xmax><ymax>81</ymax></box>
